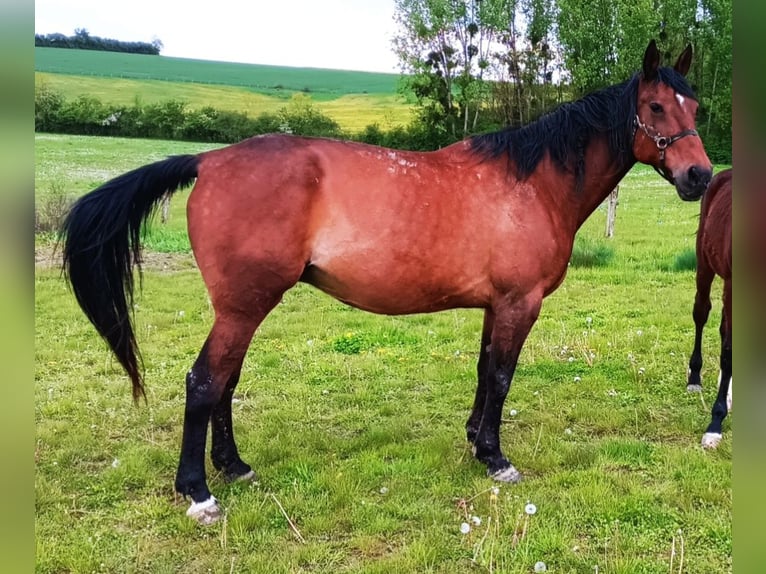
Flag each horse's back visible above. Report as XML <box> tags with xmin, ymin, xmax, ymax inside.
<box><xmin>699</xmin><ymin>168</ymin><xmax>732</xmax><ymax>280</ymax></box>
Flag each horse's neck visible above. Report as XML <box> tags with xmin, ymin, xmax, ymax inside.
<box><xmin>575</xmin><ymin>140</ymin><xmax>636</xmax><ymax>228</ymax></box>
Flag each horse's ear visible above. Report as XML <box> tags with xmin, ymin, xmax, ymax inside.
<box><xmin>642</xmin><ymin>39</ymin><xmax>660</xmax><ymax>81</ymax></box>
<box><xmin>674</xmin><ymin>44</ymin><xmax>693</xmax><ymax>76</ymax></box>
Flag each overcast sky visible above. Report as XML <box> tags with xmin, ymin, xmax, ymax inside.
<box><xmin>35</xmin><ymin>0</ymin><xmax>401</xmax><ymax>73</ymax></box>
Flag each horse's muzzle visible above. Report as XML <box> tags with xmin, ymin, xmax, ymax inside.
<box><xmin>675</xmin><ymin>165</ymin><xmax>713</xmax><ymax>201</ymax></box>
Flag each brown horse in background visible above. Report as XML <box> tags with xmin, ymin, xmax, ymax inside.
<box><xmin>61</xmin><ymin>41</ymin><xmax>712</xmax><ymax>524</ymax></box>
<box><xmin>686</xmin><ymin>168</ymin><xmax>732</xmax><ymax>448</ymax></box>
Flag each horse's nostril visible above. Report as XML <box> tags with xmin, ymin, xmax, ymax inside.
<box><xmin>688</xmin><ymin>165</ymin><xmax>712</xmax><ymax>189</ymax></box>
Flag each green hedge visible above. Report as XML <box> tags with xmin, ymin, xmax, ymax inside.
<box><xmin>34</xmin><ymin>84</ymin><xmax>455</xmax><ymax>151</ymax></box>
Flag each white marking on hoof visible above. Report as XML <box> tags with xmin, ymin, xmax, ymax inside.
<box><xmin>701</xmin><ymin>432</ymin><xmax>723</xmax><ymax>449</ymax></box>
<box><xmin>727</xmin><ymin>377</ymin><xmax>733</xmax><ymax>412</ymax></box>
<box><xmin>186</xmin><ymin>496</ymin><xmax>222</xmax><ymax>525</ymax></box>
<box><xmin>235</xmin><ymin>469</ymin><xmax>257</xmax><ymax>483</ymax></box>
<box><xmin>490</xmin><ymin>465</ymin><xmax>522</xmax><ymax>483</ymax></box>
<box><xmin>686</xmin><ymin>384</ymin><xmax>702</xmax><ymax>393</ymax></box>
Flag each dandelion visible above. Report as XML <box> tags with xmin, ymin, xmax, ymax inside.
<box><xmin>111</xmin><ymin>459</ymin><xmax>120</xmax><ymax>468</ymax></box>
<box><xmin>460</xmin><ymin>522</ymin><xmax>471</xmax><ymax>534</ymax></box>
<box><xmin>574</xmin><ymin>376</ymin><xmax>581</xmax><ymax>382</ymax></box>
<box><xmin>177</xmin><ymin>310</ymin><xmax>185</xmax><ymax>318</ymax></box>
<box><xmin>568</xmin><ymin>357</ymin><xmax>575</xmax><ymax>363</ymax></box>
<box><xmin>490</xmin><ymin>486</ymin><xmax>500</xmax><ymax>496</ymax></box>
<box><xmin>509</xmin><ymin>409</ymin><xmax>518</xmax><ymax>416</ymax></box>
<box><xmin>636</xmin><ymin>329</ymin><xmax>643</xmax><ymax>336</ymax></box>
<box><xmin>306</xmin><ymin>339</ymin><xmax>314</xmax><ymax>347</ymax></box>
<box><xmin>564</xmin><ymin>428</ymin><xmax>573</xmax><ymax>435</ymax></box>
<box><xmin>534</xmin><ymin>561</ymin><xmax>547</xmax><ymax>572</ymax></box>
<box><xmin>586</xmin><ymin>316</ymin><xmax>593</xmax><ymax>325</ymax></box>
<box><xmin>471</xmin><ymin>515</ymin><xmax>482</xmax><ymax>526</ymax></box>
<box><xmin>379</xmin><ymin>486</ymin><xmax>388</xmax><ymax>495</ymax></box>
<box><xmin>638</xmin><ymin>367</ymin><xmax>645</xmax><ymax>375</ymax></box>
<box><xmin>607</xmin><ymin>389</ymin><xmax>618</xmax><ymax>397</ymax></box>
<box><xmin>525</xmin><ymin>502</ymin><xmax>537</xmax><ymax>515</ymax></box>
<box><xmin>321</xmin><ymin>389</ymin><xmax>330</xmax><ymax>395</ymax></box>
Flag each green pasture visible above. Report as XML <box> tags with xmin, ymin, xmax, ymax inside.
<box><xmin>35</xmin><ymin>134</ymin><xmax>731</xmax><ymax>573</ymax></box>
<box><xmin>35</xmin><ymin>47</ymin><xmax>415</xmax><ymax>133</ymax></box>
<box><xmin>35</xmin><ymin>47</ymin><xmax>402</xmax><ymax>94</ymax></box>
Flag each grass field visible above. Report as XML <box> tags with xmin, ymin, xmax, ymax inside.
<box><xmin>35</xmin><ymin>47</ymin><xmax>416</xmax><ymax>132</ymax></box>
<box><xmin>35</xmin><ymin>47</ymin><xmax>402</xmax><ymax>94</ymax></box>
<box><xmin>35</xmin><ymin>134</ymin><xmax>732</xmax><ymax>573</ymax></box>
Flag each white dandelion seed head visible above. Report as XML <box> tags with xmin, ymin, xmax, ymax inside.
<box><xmin>491</xmin><ymin>486</ymin><xmax>500</xmax><ymax>496</ymax></box>
<box><xmin>568</xmin><ymin>356</ymin><xmax>575</xmax><ymax>363</ymax></box>
<box><xmin>565</xmin><ymin>428</ymin><xmax>573</xmax><ymax>435</ymax></box>
<box><xmin>510</xmin><ymin>409</ymin><xmax>518</xmax><ymax>416</ymax></box>
<box><xmin>636</xmin><ymin>329</ymin><xmax>643</xmax><ymax>336</ymax></box>
<box><xmin>534</xmin><ymin>561</ymin><xmax>547</xmax><ymax>572</ymax></box>
<box><xmin>460</xmin><ymin>522</ymin><xmax>471</xmax><ymax>534</ymax></box>
<box><xmin>379</xmin><ymin>486</ymin><xmax>388</xmax><ymax>495</ymax></box>
<box><xmin>525</xmin><ymin>502</ymin><xmax>537</xmax><ymax>515</ymax></box>
<box><xmin>471</xmin><ymin>515</ymin><xmax>482</xmax><ymax>526</ymax></box>
<box><xmin>574</xmin><ymin>376</ymin><xmax>581</xmax><ymax>382</ymax></box>
<box><xmin>586</xmin><ymin>316</ymin><xmax>592</xmax><ymax>324</ymax></box>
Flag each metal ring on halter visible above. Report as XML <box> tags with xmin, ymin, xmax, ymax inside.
<box><xmin>632</xmin><ymin>115</ymin><xmax>700</xmax><ymax>185</ymax></box>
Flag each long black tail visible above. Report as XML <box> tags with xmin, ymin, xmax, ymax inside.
<box><xmin>60</xmin><ymin>154</ymin><xmax>200</xmax><ymax>401</ymax></box>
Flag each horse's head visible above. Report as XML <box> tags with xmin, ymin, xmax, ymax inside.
<box><xmin>632</xmin><ymin>40</ymin><xmax>712</xmax><ymax>201</ymax></box>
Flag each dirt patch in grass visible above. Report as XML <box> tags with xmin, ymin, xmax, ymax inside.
<box><xmin>35</xmin><ymin>243</ymin><xmax>197</xmax><ymax>273</ymax></box>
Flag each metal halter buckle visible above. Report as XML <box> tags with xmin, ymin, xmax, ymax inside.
<box><xmin>633</xmin><ymin>114</ymin><xmax>699</xmax><ymax>184</ymax></box>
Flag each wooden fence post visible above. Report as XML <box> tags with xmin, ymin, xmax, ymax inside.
<box><xmin>605</xmin><ymin>186</ymin><xmax>619</xmax><ymax>238</ymax></box>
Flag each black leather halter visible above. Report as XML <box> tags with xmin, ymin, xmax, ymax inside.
<box><xmin>633</xmin><ymin>114</ymin><xmax>699</xmax><ymax>185</ymax></box>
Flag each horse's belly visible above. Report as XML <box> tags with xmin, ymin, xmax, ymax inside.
<box><xmin>300</xmin><ymin>259</ymin><xmax>489</xmax><ymax>315</ymax></box>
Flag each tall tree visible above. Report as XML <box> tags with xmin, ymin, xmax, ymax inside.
<box><xmin>556</xmin><ymin>0</ymin><xmax>655</xmax><ymax>96</ymax></box>
<box><xmin>393</xmin><ymin>0</ymin><xmax>500</xmax><ymax>140</ymax></box>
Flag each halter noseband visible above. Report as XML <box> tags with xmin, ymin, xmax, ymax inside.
<box><xmin>633</xmin><ymin>114</ymin><xmax>699</xmax><ymax>184</ymax></box>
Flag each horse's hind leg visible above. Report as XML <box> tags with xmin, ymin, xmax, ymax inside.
<box><xmin>467</xmin><ymin>309</ymin><xmax>494</xmax><ymax>443</ymax></box>
<box><xmin>687</xmin><ymin>257</ymin><xmax>714</xmax><ymax>391</ymax></box>
<box><xmin>210</xmin><ymin>357</ymin><xmax>254</xmax><ymax>482</ymax></box>
<box><xmin>701</xmin><ymin>281</ymin><xmax>732</xmax><ymax>449</ymax></box>
<box><xmin>176</xmin><ymin>296</ymin><xmax>282</xmax><ymax>525</ymax></box>
<box><xmin>472</xmin><ymin>292</ymin><xmax>542</xmax><ymax>482</ymax></box>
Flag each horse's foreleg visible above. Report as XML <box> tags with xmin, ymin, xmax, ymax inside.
<box><xmin>472</xmin><ymin>292</ymin><xmax>542</xmax><ymax>482</ymax></box>
<box><xmin>466</xmin><ymin>309</ymin><xmax>494</xmax><ymax>443</ymax></box>
<box><xmin>687</xmin><ymin>260</ymin><xmax>714</xmax><ymax>391</ymax></box>
<box><xmin>702</xmin><ymin>282</ymin><xmax>732</xmax><ymax>449</ymax></box>
<box><xmin>210</xmin><ymin>358</ymin><xmax>255</xmax><ymax>482</ymax></box>
<box><xmin>175</xmin><ymin>310</ymin><xmax>266</xmax><ymax>525</ymax></box>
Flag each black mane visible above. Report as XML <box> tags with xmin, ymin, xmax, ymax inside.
<box><xmin>469</xmin><ymin>67</ymin><xmax>697</xmax><ymax>190</ymax></box>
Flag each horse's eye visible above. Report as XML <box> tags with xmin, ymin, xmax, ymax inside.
<box><xmin>649</xmin><ymin>102</ymin><xmax>664</xmax><ymax>114</ymax></box>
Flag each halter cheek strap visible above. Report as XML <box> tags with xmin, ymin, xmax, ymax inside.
<box><xmin>633</xmin><ymin>115</ymin><xmax>699</xmax><ymax>185</ymax></box>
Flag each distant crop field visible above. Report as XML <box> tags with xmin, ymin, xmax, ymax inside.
<box><xmin>35</xmin><ymin>47</ymin><xmax>402</xmax><ymax>95</ymax></box>
<box><xmin>35</xmin><ymin>46</ymin><xmax>416</xmax><ymax>132</ymax></box>
<box><xmin>35</xmin><ymin>134</ymin><xmax>731</xmax><ymax>573</ymax></box>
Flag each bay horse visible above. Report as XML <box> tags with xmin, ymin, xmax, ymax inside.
<box><xmin>61</xmin><ymin>40</ymin><xmax>712</xmax><ymax>525</ymax></box>
<box><xmin>686</xmin><ymin>168</ymin><xmax>732</xmax><ymax>448</ymax></box>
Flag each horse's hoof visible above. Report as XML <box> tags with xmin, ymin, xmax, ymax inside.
<box><xmin>186</xmin><ymin>496</ymin><xmax>222</xmax><ymax>525</ymax></box>
<box><xmin>225</xmin><ymin>468</ymin><xmax>257</xmax><ymax>483</ymax></box>
<box><xmin>686</xmin><ymin>384</ymin><xmax>702</xmax><ymax>393</ymax></box>
<box><xmin>489</xmin><ymin>465</ymin><xmax>522</xmax><ymax>483</ymax></box>
<box><xmin>701</xmin><ymin>432</ymin><xmax>722</xmax><ymax>449</ymax></box>
<box><xmin>235</xmin><ymin>469</ymin><xmax>257</xmax><ymax>482</ymax></box>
